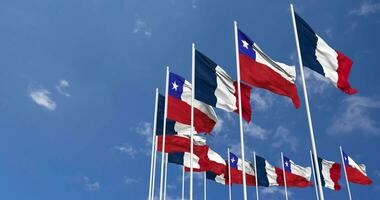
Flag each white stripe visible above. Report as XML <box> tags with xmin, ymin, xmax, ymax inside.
<box><xmin>320</xmin><ymin>159</ymin><xmax>336</xmax><ymax>190</ymax></box>
<box><xmin>347</xmin><ymin>156</ymin><xmax>368</xmax><ymax>176</ymax></box>
<box><xmin>215</xmin><ymin>174</ymin><xmax>226</xmax><ymax>185</ymax></box>
<box><xmin>208</xmin><ymin>148</ymin><xmax>227</xmax><ymax>166</ymax></box>
<box><xmin>253</xmin><ymin>43</ymin><xmax>297</xmax><ymax>83</ymax></box>
<box><xmin>265</xmin><ymin>160</ymin><xmax>279</xmax><ymax>186</ymax></box>
<box><xmin>289</xmin><ymin>160</ymin><xmax>312</xmax><ymax>180</ymax></box>
<box><xmin>315</xmin><ymin>34</ymin><xmax>339</xmax><ymax>87</ymax></box>
<box><xmin>181</xmin><ymin>80</ymin><xmax>218</xmax><ymax>122</ymax></box>
<box><xmin>174</xmin><ymin>134</ymin><xmax>207</xmax><ymax>146</ymax></box>
<box><xmin>237</xmin><ymin>158</ymin><xmax>255</xmax><ymax>176</ymax></box>
<box><xmin>183</xmin><ymin>152</ymin><xmax>200</xmax><ymax>169</ymax></box>
<box><xmin>215</xmin><ymin>66</ymin><xmax>237</xmax><ymax>112</ymax></box>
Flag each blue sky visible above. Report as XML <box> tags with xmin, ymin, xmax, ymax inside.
<box><xmin>0</xmin><ymin>0</ymin><xmax>379</xmax><ymax>199</ymax></box>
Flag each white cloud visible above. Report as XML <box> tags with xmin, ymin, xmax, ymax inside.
<box><xmin>191</xmin><ymin>0</ymin><xmax>197</xmax><ymax>8</ymax></box>
<box><xmin>136</xmin><ymin>122</ymin><xmax>153</xmax><ymax>143</ymax></box>
<box><xmin>115</xmin><ymin>143</ymin><xmax>138</xmax><ymax>158</ymax></box>
<box><xmin>261</xmin><ymin>187</ymin><xmax>293</xmax><ymax>197</ymax></box>
<box><xmin>29</xmin><ymin>88</ymin><xmax>56</xmax><ymax>111</ymax></box>
<box><xmin>251</xmin><ymin>91</ymin><xmax>275</xmax><ymax>111</ymax></box>
<box><xmin>328</xmin><ymin>96</ymin><xmax>380</xmax><ymax>135</ymax></box>
<box><xmin>324</xmin><ymin>28</ymin><xmax>333</xmax><ymax>39</ymax></box>
<box><xmin>301</xmin><ymin>67</ymin><xmax>330</xmax><ymax>95</ymax></box>
<box><xmin>244</xmin><ymin>123</ymin><xmax>269</xmax><ymax>140</ymax></box>
<box><xmin>124</xmin><ymin>177</ymin><xmax>141</xmax><ymax>184</ymax></box>
<box><xmin>213</xmin><ymin>119</ymin><xmax>224</xmax><ymax>135</ymax></box>
<box><xmin>133</xmin><ymin>19</ymin><xmax>152</xmax><ymax>37</ymax></box>
<box><xmin>271</xmin><ymin>126</ymin><xmax>299</xmax><ymax>152</ymax></box>
<box><xmin>83</xmin><ymin>176</ymin><xmax>100</xmax><ymax>191</ymax></box>
<box><xmin>56</xmin><ymin>79</ymin><xmax>71</xmax><ymax>97</ymax></box>
<box><xmin>350</xmin><ymin>1</ymin><xmax>380</xmax><ymax>16</ymax></box>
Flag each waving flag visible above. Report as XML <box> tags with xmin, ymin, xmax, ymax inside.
<box><xmin>195</xmin><ymin>50</ymin><xmax>252</xmax><ymax>122</ymax></box>
<box><xmin>294</xmin><ymin>13</ymin><xmax>357</xmax><ymax>95</ymax></box>
<box><xmin>279</xmin><ymin>155</ymin><xmax>312</xmax><ymax>187</ymax></box>
<box><xmin>255</xmin><ymin>155</ymin><xmax>280</xmax><ymax>187</ymax></box>
<box><xmin>157</xmin><ymin>135</ymin><xmax>207</xmax><ymax>153</ymax></box>
<box><xmin>168</xmin><ymin>72</ymin><xmax>218</xmax><ymax>133</ymax></box>
<box><xmin>185</xmin><ymin>148</ymin><xmax>227</xmax><ymax>175</ymax></box>
<box><xmin>229</xmin><ymin>152</ymin><xmax>256</xmax><ymax>185</ymax></box>
<box><xmin>206</xmin><ymin>171</ymin><xmax>228</xmax><ymax>185</ymax></box>
<box><xmin>238</xmin><ymin>29</ymin><xmax>300</xmax><ymax>108</ymax></box>
<box><xmin>168</xmin><ymin>152</ymin><xmax>201</xmax><ymax>170</ymax></box>
<box><xmin>316</xmin><ymin>157</ymin><xmax>342</xmax><ymax>190</ymax></box>
<box><xmin>342</xmin><ymin>151</ymin><xmax>373</xmax><ymax>185</ymax></box>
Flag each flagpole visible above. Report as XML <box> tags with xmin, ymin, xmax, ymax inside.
<box><xmin>290</xmin><ymin>4</ymin><xmax>324</xmax><ymax>200</ymax></box>
<box><xmin>204</xmin><ymin>172</ymin><xmax>207</xmax><ymax>200</ymax></box>
<box><xmin>152</xmin><ymin>136</ymin><xmax>158</xmax><ymax>200</ymax></box>
<box><xmin>164</xmin><ymin>153</ymin><xmax>168</xmax><ymax>200</ymax></box>
<box><xmin>234</xmin><ymin>20</ymin><xmax>248</xmax><ymax>200</ymax></box>
<box><xmin>340</xmin><ymin>146</ymin><xmax>352</xmax><ymax>200</ymax></box>
<box><xmin>228</xmin><ymin>148</ymin><xmax>232</xmax><ymax>200</ymax></box>
<box><xmin>149</xmin><ymin>89</ymin><xmax>159</xmax><ymax>200</ymax></box>
<box><xmin>253</xmin><ymin>151</ymin><xmax>259</xmax><ymax>200</ymax></box>
<box><xmin>182</xmin><ymin>165</ymin><xmax>185</xmax><ymax>200</ymax></box>
<box><xmin>280</xmin><ymin>152</ymin><xmax>289</xmax><ymax>200</ymax></box>
<box><xmin>159</xmin><ymin>66</ymin><xmax>170</xmax><ymax>200</ymax></box>
<box><xmin>190</xmin><ymin>42</ymin><xmax>195</xmax><ymax>200</ymax></box>
<box><xmin>309</xmin><ymin>150</ymin><xmax>319</xmax><ymax>200</ymax></box>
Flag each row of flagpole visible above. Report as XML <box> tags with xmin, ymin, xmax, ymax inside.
<box><xmin>145</xmin><ymin>3</ymin><xmax>359</xmax><ymax>200</ymax></box>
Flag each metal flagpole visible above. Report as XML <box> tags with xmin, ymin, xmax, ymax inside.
<box><xmin>340</xmin><ymin>146</ymin><xmax>353</xmax><ymax>200</ymax></box>
<box><xmin>152</xmin><ymin>136</ymin><xmax>158</xmax><ymax>200</ymax></box>
<box><xmin>253</xmin><ymin>151</ymin><xmax>259</xmax><ymax>200</ymax></box>
<box><xmin>204</xmin><ymin>172</ymin><xmax>207</xmax><ymax>200</ymax></box>
<box><xmin>290</xmin><ymin>4</ymin><xmax>325</xmax><ymax>200</ymax></box>
<box><xmin>149</xmin><ymin>88</ymin><xmax>159</xmax><ymax>200</ymax></box>
<box><xmin>159</xmin><ymin>66</ymin><xmax>170</xmax><ymax>200</ymax></box>
<box><xmin>164</xmin><ymin>153</ymin><xmax>168</xmax><ymax>200</ymax></box>
<box><xmin>309</xmin><ymin>150</ymin><xmax>320</xmax><ymax>200</ymax></box>
<box><xmin>233</xmin><ymin>20</ymin><xmax>248</xmax><ymax>200</ymax></box>
<box><xmin>182</xmin><ymin>165</ymin><xmax>185</xmax><ymax>200</ymax></box>
<box><xmin>228</xmin><ymin>148</ymin><xmax>232</xmax><ymax>200</ymax></box>
<box><xmin>281</xmin><ymin>152</ymin><xmax>289</xmax><ymax>200</ymax></box>
<box><xmin>190</xmin><ymin>43</ymin><xmax>195</xmax><ymax>200</ymax></box>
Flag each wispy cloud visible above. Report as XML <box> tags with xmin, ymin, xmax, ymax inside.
<box><xmin>261</xmin><ymin>187</ymin><xmax>293</xmax><ymax>197</ymax></box>
<box><xmin>349</xmin><ymin>1</ymin><xmax>380</xmax><ymax>16</ymax></box>
<box><xmin>133</xmin><ymin>19</ymin><xmax>152</xmax><ymax>37</ymax></box>
<box><xmin>83</xmin><ymin>176</ymin><xmax>100</xmax><ymax>191</ymax></box>
<box><xmin>272</xmin><ymin>126</ymin><xmax>299</xmax><ymax>152</ymax></box>
<box><xmin>328</xmin><ymin>96</ymin><xmax>380</xmax><ymax>135</ymax></box>
<box><xmin>191</xmin><ymin>0</ymin><xmax>198</xmax><ymax>9</ymax></box>
<box><xmin>56</xmin><ymin>79</ymin><xmax>71</xmax><ymax>97</ymax></box>
<box><xmin>114</xmin><ymin>143</ymin><xmax>138</xmax><ymax>158</ymax></box>
<box><xmin>251</xmin><ymin>91</ymin><xmax>275</xmax><ymax>111</ymax></box>
<box><xmin>124</xmin><ymin>176</ymin><xmax>141</xmax><ymax>184</ymax></box>
<box><xmin>301</xmin><ymin>67</ymin><xmax>330</xmax><ymax>95</ymax></box>
<box><xmin>244</xmin><ymin>123</ymin><xmax>269</xmax><ymax>140</ymax></box>
<box><xmin>29</xmin><ymin>88</ymin><xmax>56</xmax><ymax>111</ymax></box>
<box><xmin>136</xmin><ymin>122</ymin><xmax>153</xmax><ymax>143</ymax></box>
<box><xmin>213</xmin><ymin>118</ymin><xmax>224</xmax><ymax>135</ymax></box>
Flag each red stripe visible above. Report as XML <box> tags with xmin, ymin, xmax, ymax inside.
<box><xmin>275</xmin><ymin>167</ymin><xmax>312</xmax><ymax>188</ymax></box>
<box><xmin>233</xmin><ymin>81</ymin><xmax>252</xmax><ymax>122</ymax></box>
<box><xmin>167</xmin><ymin>96</ymin><xmax>216</xmax><ymax>133</ymax></box>
<box><xmin>336</xmin><ymin>51</ymin><xmax>358</xmax><ymax>95</ymax></box>
<box><xmin>229</xmin><ymin>168</ymin><xmax>256</xmax><ymax>186</ymax></box>
<box><xmin>239</xmin><ymin>54</ymin><xmax>300</xmax><ymax>108</ymax></box>
<box><xmin>330</xmin><ymin>163</ymin><xmax>342</xmax><ymax>190</ymax></box>
<box><xmin>157</xmin><ymin>135</ymin><xmax>208</xmax><ymax>154</ymax></box>
<box><xmin>346</xmin><ymin>165</ymin><xmax>373</xmax><ymax>185</ymax></box>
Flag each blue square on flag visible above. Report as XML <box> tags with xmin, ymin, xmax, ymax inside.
<box><xmin>168</xmin><ymin>72</ymin><xmax>185</xmax><ymax>99</ymax></box>
<box><xmin>238</xmin><ymin>29</ymin><xmax>256</xmax><ymax>60</ymax></box>
<box><xmin>229</xmin><ymin>152</ymin><xmax>238</xmax><ymax>169</ymax></box>
<box><xmin>342</xmin><ymin>151</ymin><xmax>349</xmax><ymax>166</ymax></box>
<box><xmin>283</xmin><ymin>156</ymin><xmax>291</xmax><ymax>172</ymax></box>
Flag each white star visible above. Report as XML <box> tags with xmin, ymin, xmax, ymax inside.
<box><xmin>172</xmin><ymin>81</ymin><xmax>178</xmax><ymax>91</ymax></box>
<box><xmin>285</xmin><ymin>161</ymin><xmax>289</xmax><ymax>167</ymax></box>
<box><xmin>231</xmin><ymin>157</ymin><xmax>235</xmax><ymax>163</ymax></box>
<box><xmin>241</xmin><ymin>40</ymin><xmax>249</xmax><ymax>49</ymax></box>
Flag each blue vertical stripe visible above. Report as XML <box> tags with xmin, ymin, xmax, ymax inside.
<box><xmin>206</xmin><ymin>171</ymin><xmax>217</xmax><ymax>181</ymax></box>
<box><xmin>317</xmin><ymin>157</ymin><xmax>326</xmax><ymax>187</ymax></box>
<box><xmin>168</xmin><ymin>152</ymin><xmax>185</xmax><ymax>165</ymax></box>
<box><xmin>255</xmin><ymin>155</ymin><xmax>270</xmax><ymax>187</ymax></box>
<box><xmin>156</xmin><ymin>94</ymin><xmax>176</xmax><ymax>135</ymax></box>
<box><xmin>294</xmin><ymin>12</ymin><xmax>325</xmax><ymax>76</ymax></box>
<box><xmin>194</xmin><ymin>50</ymin><xmax>218</xmax><ymax>107</ymax></box>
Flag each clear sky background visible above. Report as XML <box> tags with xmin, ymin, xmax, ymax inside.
<box><xmin>0</xmin><ymin>0</ymin><xmax>379</xmax><ymax>199</ymax></box>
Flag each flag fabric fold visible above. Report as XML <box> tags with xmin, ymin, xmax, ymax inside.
<box><xmin>280</xmin><ymin>155</ymin><xmax>312</xmax><ymax>187</ymax></box>
<box><xmin>294</xmin><ymin>12</ymin><xmax>357</xmax><ymax>95</ymax></box>
<box><xmin>238</xmin><ymin>29</ymin><xmax>300</xmax><ymax>108</ymax></box>
<box><xmin>168</xmin><ymin>72</ymin><xmax>218</xmax><ymax>133</ymax></box>
<box><xmin>342</xmin><ymin>151</ymin><xmax>373</xmax><ymax>185</ymax></box>
<box><xmin>255</xmin><ymin>155</ymin><xmax>280</xmax><ymax>187</ymax></box>
<box><xmin>206</xmin><ymin>171</ymin><xmax>228</xmax><ymax>185</ymax></box>
<box><xmin>195</xmin><ymin>50</ymin><xmax>252</xmax><ymax>122</ymax></box>
<box><xmin>317</xmin><ymin>157</ymin><xmax>342</xmax><ymax>190</ymax></box>
<box><xmin>229</xmin><ymin>152</ymin><xmax>256</xmax><ymax>186</ymax></box>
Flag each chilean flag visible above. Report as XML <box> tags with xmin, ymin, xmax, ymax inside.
<box><xmin>342</xmin><ymin>151</ymin><xmax>373</xmax><ymax>185</ymax></box>
<box><xmin>195</xmin><ymin>49</ymin><xmax>252</xmax><ymax>122</ymax></box>
<box><xmin>279</xmin><ymin>155</ymin><xmax>312</xmax><ymax>187</ymax></box>
<box><xmin>229</xmin><ymin>152</ymin><xmax>256</xmax><ymax>186</ymax></box>
<box><xmin>317</xmin><ymin>157</ymin><xmax>342</xmax><ymax>190</ymax></box>
<box><xmin>238</xmin><ymin>29</ymin><xmax>300</xmax><ymax>108</ymax></box>
<box><xmin>157</xmin><ymin>135</ymin><xmax>207</xmax><ymax>154</ymax></box>
<box><xmin>185</xmin><ymin>147</ymin><xmax>227</xmax><ymax>175</ymax></box>
<box><xmin>168</xmin><ymin>72</ymin><xmax>218</xmax><ymax>133</ymax></box>
<box><xmin>294</xmin><ymin>12</ymin><xmax>357</xmax><ymax>95</ymax></box>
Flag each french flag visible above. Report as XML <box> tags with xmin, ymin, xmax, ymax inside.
<box><xmin>168</xmin><ymin>152</ymin><xmax>202</xmax><ymax>170</ymax></box>
<box><xmin>238</xmin><ymin>29</ymin><xmax>301</xmax><ymax>108</ymax></box>
<box><xmin>255</xmin><ymin>155</ymin><xmax>280</xmax><ymax>187</ymax></box>
<box><xmin>342</xmin><ymin>151</ymin><xmax>373</xmax><ymax>185</ymax></box>
<box><xmin>294</xmin><ymin>13</ymin><xmax>357</xmax><ymax>95</ymax></box>
<box><xmin>229</xmin><ymin>152</ymin><xmax>256</xmax><ymax>186</ymax></box>
<box><xmin>206</xmin><ymin>171</ymin><xmax>228</xmax><ymax>185</ymax></box>
<box><xmin>317</xmin><ymin>157</ymin><xmax>342</xmax><ymax>190</ymax></box>
<box><xmin>168</xmin><ymin>72</ymin><xmax>218</xmax><ymax>133</ymax></box>
<box><xmin>195</xmin><ymin>49</ymin><xmax>252</xmax><ymax>122</ymax></box>
<box><xmin>279</xmin><ymin>155</ymin><xmax>312</xmax><ymax>187</ymax></box>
